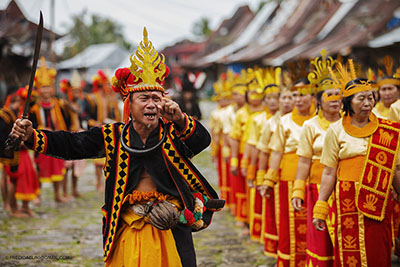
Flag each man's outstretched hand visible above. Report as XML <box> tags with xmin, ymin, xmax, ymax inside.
<box><xmin>12</xmin><ymin>119</ymin><xmax>33</xmax><ymax>142</ymax></box>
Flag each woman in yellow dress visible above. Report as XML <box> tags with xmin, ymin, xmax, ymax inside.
<box><xmin>256</xmin><ymin>89</ymin><xmax>295</xmax><ymax>258</ymax></box>
<box><xmin>313</xmin><ymin>62</ymin><xmax>400</xmax><ymax>266</ymax></box>
<box><xmin>292</xmin><ymin>51</ymin><xmax>340</xmax><ymax>267</ymax></box>
<box><xmin>260</xmin><ymin>78</ymin><xmax>316</xmax><ymax>267</ymax></box>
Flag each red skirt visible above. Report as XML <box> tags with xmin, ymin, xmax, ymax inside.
<box><xmin>36</xmin><ymin>153</ymin><xmax>65</xmax><ymax>183</ymax></box>
<box><xmin>262</xmin><ymin>184</ymin><xmax>279</xmax><ymax>258</ymax></box>
<box><xmin>277</xmin><ymin>180</ymin><xmax>307</xmax><ymax>267</ymax></box>
<box><xmin>249</xmin><ymin>187</ymin><xmax>263</xmax><ymax>242</ymax></box>
<box><xmin>232</xmin><ymin>154</ymin><xmax>248</xmax><ymax>223</ymax></box>
<box><xmin>334</xmin><ymin>181</ymin><xmax>392</xmax><ymax>266</ymax></box>
<box><xmin>15</xmin><ymin>149</ymin><xmax>40</xmax><ymax>200</ymax></box>
<box><xmin>306</xmin><ymin>183</ymin><xmax>334</xmax><ymax>266</ymax></box>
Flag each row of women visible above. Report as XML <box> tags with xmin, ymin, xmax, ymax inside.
<box><xmin>0</xmin><ymin>57</ymin><xmax>121</xmax><ymax>217</ymax></box>
<box><xmin>210</xmin><ymin>50</ymin><xmax>400</xmax><ymax>266</ymax></box>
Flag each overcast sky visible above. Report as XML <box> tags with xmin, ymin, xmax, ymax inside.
<box><xmin>2</xmin><ymin>0</ymin><xmax>262</xmax><ymax>51</ymax></box>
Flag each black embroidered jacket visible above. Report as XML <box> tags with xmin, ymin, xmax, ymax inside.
<box><xmin>27</xmin><ymin>114</ymin><xmax>223</xmax><ymax>261</ymax></box>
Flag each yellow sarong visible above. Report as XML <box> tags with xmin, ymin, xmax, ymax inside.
<box><xmin>106</xmin><ymin>191</ymin><xmax>182</xmax><ymax>267</ymax></box>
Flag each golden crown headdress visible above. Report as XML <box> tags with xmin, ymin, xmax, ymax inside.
<box><xmin>329</xmin><ymin>59</ymin><xmax>372</xmax><ymax>97</ymax></box>
<box><xmin>258</xmin><ymin>67</ymin><xmax>281</xmax><ymax>95</ymax></box>
<box><xmin>34</xmin><ymin>57</ymin><xmax>56</xmax><ymax>87</ymax></box>
<box><xmin>247</xmin><ymin>68</ymin><xmax>263</xmax><ymax>93</ymax></box>
<box><xmin>212</xmin><ymin>72</ymin><xmax>231</xmax><ymax>101</ymax></box>
<box><xmin>111</xmin><ymin>27</ymin><xmax>170</xmax><ymax>123</ymax></box>
<box><xmin>377</xmin><ymin>55</ymin><xmax>400</xmax><ymax>87</ymax></box>
<box><xmin>308</xmin><ymin>49</ymin><xmax>336</xmax><ymax>93</ymax></box>
<box><xmin>230</xmin><ymin>69</ymin><xmax>248</xmax><ymax>95</ymax></box>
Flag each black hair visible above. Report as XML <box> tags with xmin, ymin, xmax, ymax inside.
<box><xmin>342</xmin><ymin>78</ymin><xmax>376</xmax><ymax>116</ymax></box>
<box><xmin>293</xmin><ymin>77</ymin><xmax>310</xmax><ymax>86</ymax></box>
<box><xmin>315</xmin><ymin>90</ymin><xmax>324</xmax><ymax>114</ymax></box>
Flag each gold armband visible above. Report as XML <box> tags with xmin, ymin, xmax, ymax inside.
<box><xmin>210</xmin><ymin>144</ymin><xmax>218</xmax><ymax>157</ymax></box>
<box><xmin>291</xmin><ymin>179</ymin><xmax>306</xmax><ymax>201</ymax></box>
<box><xmin>222</xmin><ymin>146</ymin><xmax>230</xmax><ymax>158</ymax></box>
<box><xmin>263</xmin><ymin>168</ymin><xmax>279</xmax><ymax>188</ymax></box>
<box><xmin>247</xmin><ymin>165</ymin><xmax>256</xmax><ymax>180</ymax></box>
<box><xmin>230</xmin><ymin>157</ymin><xmax>239</xmax><ymax>168</ymax></box>
<box><xmin>256</xmin><ymin>170</ymin><xmax>266</xmax><ymax>186</ymax></box>
<box><xmin>240</xmin><ymin>157</ymin><xmax>249</xmax><ymax>169</ymax></box>
<box><xmin>313</xmin><ymin>200</ymin><xmax>329</xmax><ymax>221</ymax></box>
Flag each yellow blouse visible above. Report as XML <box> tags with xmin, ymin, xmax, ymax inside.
<box><xmin>247</xmin><ymin>110</ymin><xmax>273</xmax><ymax>146</ymax></box>
<box><xmin>221</xmin><ymin>104</ymin><xmax>236</xmax><ymax>135</ymax></box>
<box><xmin>388</xmin><ymin>99</ymin><xmax>400</xmax><ymax>122</ymax></box>
<box><xmin>242</xmin><ymin>109</ymin><xmax>264</xmax><ymax>144</ymax></box>
<box><xmin>321</xmin><ymin>114</ymin><xmax>400</xmax><ymax>169</ymax></box>
<box><xmin>372</xmin><ymin>101</ymin><xmax>389</xmax><ymax>119</ymax></box>
<box><xmin>297</xmin><ymin>113</ymin><xmax>335</xmax><ymax>161</ymax></box>
<box><xmin>230</xmin><ymin>105</ymin><xmax>249</xmax><ymax>140</ymax></box>
<box><xmin>209</xmin><ymin>107</ymin><xmax>222</xmax><ymax>134</ymax></box>
<box><xmin>269</xmin><ymin>112</ymin><xmax>303</xmax><ymax>154</ymax></box>
<box><xmin>256</xmin><ymin>112</ymin><xmax>281</xmax><ymax>153</ymax></box>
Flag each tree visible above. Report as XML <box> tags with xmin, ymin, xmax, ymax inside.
<box><xmin>62</xmin><ymin>11</ymin><xmax>132</xmax><ymax>59</ymax></box>
<box><xmin>192</xmin><ymin>17</ymin><xmax>212</xmax><ymax>39</ymax></box>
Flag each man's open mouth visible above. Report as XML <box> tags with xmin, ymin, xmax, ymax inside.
<box><xmin>144</xmin><ymin>113</ymin><xmax>156</xmax><ymax>119</ymax></box>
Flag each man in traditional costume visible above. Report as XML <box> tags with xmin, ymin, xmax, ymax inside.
<box><xmin>29</xmin><ymin>57</ymin><xmax>71</xmax><ymax>203</ymax></box>
<box><xmin>11</xmin><ymin>28</ymin><xmax>224</xmax><ymax>267</ymax></box>
<box><xmin>85</xmin><ymin>69</ymin><xmax>121</xmax><ymax>191</ymax></box>
<box><xmin>60</xmin><ymin>70</ymin><xmax>88</xmax><ymax>198</ymax></box>
<box><xmin>1</xmin><ymin>87</ymin><xmax>39</xmax><ymax>217</ymax></box>
<box><xmin>292</xmin><ymin>50</ymin><xmax>340</xmax><ymax>266</ymax></box>
<box><xmin>313</xmin><ymin>59</ymin><xmax>400</xmax><ymax>266</ymax></box>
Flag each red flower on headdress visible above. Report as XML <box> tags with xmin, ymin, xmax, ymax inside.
<box><xmin>60</xmin><ymin>79</ymin><xmax>70</xmax><ymax>93</ymax></box>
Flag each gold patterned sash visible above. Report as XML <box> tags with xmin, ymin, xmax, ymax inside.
<box><xmin>356</xmin><ymin>118</ymin><xmax>400</xmax><ymax>221</ymax></box>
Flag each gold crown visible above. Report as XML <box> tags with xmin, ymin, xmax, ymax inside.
<box><xmin>264</xmin><ymin>67</ymin><xmax>282</xmax><ymax>95</ymax></box>
<box><xmin>230</xmin><ymin>69</ymin><xmax>248</xmax><ymax>95</ymax></box>
<box><xmin>377</xmin><ymin>55</ymin><xmax>400</xmax><ymax>87</ymax></box>
<box><xmin>329</xmin><ymin>59</ymin><xmax>372</xmax><ymax>97</ymax></box>
<box><xmin>247</xmin><ymin>68</ymin><xmax>263</xmax><ymax>94</ymax></box>
<box><xmin>212</xmin><ymin>73</ymin><xmax>231</xmax><ymax>101</ymax></box>
<box><xmin>308</xmin><ymin>49</ymin><xmax>336</xmax><ymax>93</ymax></box>
<box><xmin>34</xmin><ymin>57</ymin><xmax>56</xmax><ymax>87</ymax></box>
<box><xmin>128</xmin><ymin>27</ymin><xmax>166</xmax><ymax>92</ymax></box>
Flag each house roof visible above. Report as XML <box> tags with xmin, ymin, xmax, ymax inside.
<box><xmin>183</xmin><ymin>5</ymin><xmax>254</xmax><ymax>67</ymax></box>
<box><xmin>57</xmin><ymin>43</ymin><xmax>130</xmax><ymax>77</ymax></box>
<box><xmin>189</xmin><ymin>0</ymin><xmax>400</xmax><ymax>67</ymax></box>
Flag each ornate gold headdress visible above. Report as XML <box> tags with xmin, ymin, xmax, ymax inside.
<box><xmin>34</xmin><ymin>57</ymin><xmax>56</xmax><ymax>87</ymax></box>
<box><xmin>230</xmin><ymin>69</ymin><xmax>247</xmax><ymax>95</ymax></box>
<box><xmin>377</xmin><ymin>55</ymin><xmax>400</xmax><ymax>87</ymax></box>
<box><xmin>247</xmin><ymin>67</ymin><xmax>265</xmax><ymax>100</ymax></box>
<box><xmin>258</xmin><ymin>67</ymin><xmax>281</xmax><ymax>95</ymax></box>
<box><xmin>212</xmin><ymin>72</ymin><xmax>232</xmax><ymax>101</ymax></box>
<box><xmin>308</xmin><ymin>49</ymin><xmax>336</xmax><ymax>93</ymax></box>
<box><xmin>329</xmin><ymin>59</ymin><xmax>372</xmax><ymax>97</ymax></box>
<box><xmin>111</xmin><ymin>27</ymin><xmax>170</xmax><ymax>123</ymax></box>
